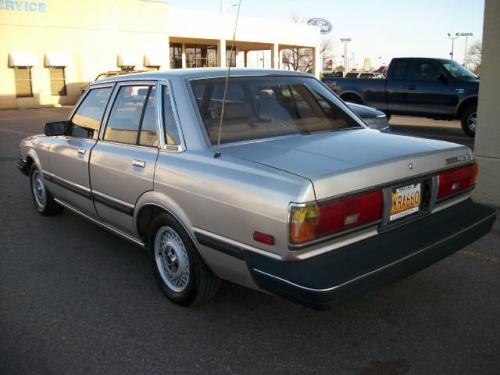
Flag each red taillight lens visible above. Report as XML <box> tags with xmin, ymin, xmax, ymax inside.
<box><xmin>437</xmin><ymin>162</ymin><xmax>478</xmax><ymax>200</ymax></box>
<box><xmin>317</xmin><ymin>190</ymin><xmax>383</xmax><ymax>237</ymax></box>
<box><xmin>289</xmin><ymin>190</ymin><xmax>383</xmax><ymax>245</ymax></box>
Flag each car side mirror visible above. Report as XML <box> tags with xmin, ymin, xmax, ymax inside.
<box><xmin>437</xmin><ymin>73</ymin><xmax>449</xmax><ymax>84</ymax></box>
<box><xmin>44</xmin><ymin>121</ymin><xmax>69</xmax><ymax>136</ymax></box>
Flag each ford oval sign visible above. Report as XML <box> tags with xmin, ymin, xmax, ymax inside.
<box><xmin>307</xmin><ymin>17</ymin><xmax>332</xmax><ymax>34</ymax></box>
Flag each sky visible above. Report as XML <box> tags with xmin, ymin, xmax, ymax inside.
<box><xmin>168</xmin><ymin>0</ymin><xmax>484</xmax><ymax>68</ymax></box>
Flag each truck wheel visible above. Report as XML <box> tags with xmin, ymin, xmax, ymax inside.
<box><xmin>461</xmin><ymin>105</ymin><xmax>477</xmax><ymax>137</ymax></box>
<box><xmin>148</xmin><ymin>213</ymin><xmax>220</xmax><ymax>306</ymax></box>
<box><xmin>29</xmin><ymin>164</ymin><xmax>63</xmax><ymax>215</ymax></box>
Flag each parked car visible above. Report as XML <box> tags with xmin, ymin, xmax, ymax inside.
<box><xmin>322</xmin><ymin>57</ymin><xmax>480</xmax><ymax>137</ymax></box>
<box><xmin>17</xmin><ymin>69</ymin><xmax>495</xmax><ymax>309</ymax></box>
<box><xmin>347</xmin><ymin>102</ymin><xmax>390</xmax><ymax>131</ymax></box>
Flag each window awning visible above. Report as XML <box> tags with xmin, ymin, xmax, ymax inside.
<box><xmin>144</xmin><ymin>53</ymin><xmax>163</xmax><ymax>67</ymax></box>
<box><xmin>44</xmin><ymin>53</ymin><xmax>69</xmax><ymax>67</ymax></box>
<box><xmin>117</xmin><ymin>53</ymin><xmax>138</xmax><ymax>67</ymax></box>
<box><xmin>8</xmin><ymin>52</ymin><xmax>36</xmax><ymax>67</ymax></box>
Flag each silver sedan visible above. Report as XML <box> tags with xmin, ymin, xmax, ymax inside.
<box><xmin>18</xmin><ymin>69</ymin><xmax>496</xmax><ymax>309</ymax></box>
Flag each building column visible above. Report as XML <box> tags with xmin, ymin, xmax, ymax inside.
<box><xmin>181</xmin><ymin>43</ymin><xmax>186</xmax><ymax>69</ymax></box>
<box><xmin>473</xmin><ymin>0</ymin><xmax>500</xmax><ymax>207</ymax></box>
<box><xmin>244</xmin><ymin>51</ymin><xmax>248</xmax><ymax>67</ymax></box>
<box><xmin>219</xmin><ymin>39</ymin><xmax>226</xmax><ymax>68</ymax></box>
<box><xmin>272</xmin><ymin>43</ymin><xmax>280</xmax><ymax>69</ymax></box>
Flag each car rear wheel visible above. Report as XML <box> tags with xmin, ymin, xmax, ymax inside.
<box><xmin>148</xmin><ymin>213</ymin><xmax>220</xmax><ymax>306</ymax></box>
<box><xmin>461</xmin><ymin>105</ymin><xmax>477</xmax><ymax>137</ymax></box>
<box><xmin>29</xmin><ymin>165</ymin><xmax>62</xmax><ymax>215</ymax></box>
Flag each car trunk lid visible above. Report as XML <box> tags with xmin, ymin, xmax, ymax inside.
<box><xmin>222</xmin><ymin>129</ymin><xmax>471</xmax><ymax>200</ymax></box>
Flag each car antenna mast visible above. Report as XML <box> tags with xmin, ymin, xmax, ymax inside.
<box><xmin>214</xmin><ymin>0</ymin><xmax>242</xmax><ymax>158</ymax></box>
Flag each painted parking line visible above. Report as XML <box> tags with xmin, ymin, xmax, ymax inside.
<box><xmin>0</xmin><ymin>128</ymin><xmax>34</xmax><ymax>135</ymax></box>
<box><xmin>459</xmin><ymin>249</ymin><xmax>500</xmax><ymax>264</ymax></box>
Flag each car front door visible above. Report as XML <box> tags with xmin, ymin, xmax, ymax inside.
<box><xmin>404</xmin><ymin>60</ymin><xmax>459</xmax><ymax>116</ymax></box>
<box><xmin>89</xmin><ymin>81</ymin><xmax>160</xmax><ymax>235</ymax></box>
<box><xmin>45</xmin><ymin>84</ymin><xmax>113</xmax><ymax>217</ymax></box>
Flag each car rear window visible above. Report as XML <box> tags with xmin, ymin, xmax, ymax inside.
<box><xmin>190</xmin><ymin>76</ymin><xmax>362</xmax><ymax>144</ymax></box>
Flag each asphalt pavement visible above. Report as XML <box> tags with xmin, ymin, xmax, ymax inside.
<box><xmin>1</xmin><ymin>108</ymin><xmax>499</xmax><ymax>375</ymax></box>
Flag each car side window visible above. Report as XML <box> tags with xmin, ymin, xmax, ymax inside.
<box><xmin>162</xmin><ymin>85</ymin><xmax>181</xmax><ymax>145</ymax></box>
<box><xmin>104</xmin><ymin>85</ymin><xmax>150</xmax><ymax>145</ymax></box>
<box><xmin>390</xmin><ymin>61</ymin><xmax>409</xmax><ymax>81</ymax></box>
<box><xmin>412</xmin><ymin>62</ymin><xmax>441</xmax><ymax>82</ymax></box>
<box><xmin>139</xmin><ymin>86</ymin><xmax>158</xmax><ymax>147</ymax></box>
<box><xmin>70</xmin><ymin>87</ymin><xmax>112</xmax><ymax>139</ymax></box>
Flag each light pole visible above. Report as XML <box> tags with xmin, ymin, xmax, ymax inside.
<box><xmin>340</xmin><ymin>38</ymin><xmax>351</xmax><ymax>71</ymax></box>
<box><xmin>456</xmin><ymin>32</ymin><xmax>473</xmax><ymax>66</ymax></box>
<box><xmin>448</xmin><ymin>33</ymin><xmax>459</xmax><ymax>60</ymax></box>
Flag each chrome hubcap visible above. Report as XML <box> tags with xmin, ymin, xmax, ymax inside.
<box><xmin>32</xmin><ymin>170</ymin><xmax>46</xmax><ymax>208</ymax></box>
<box><xmin>467</xmin><ymin>112</ymin><xmax>477</xmax><ymax>132</ymax></box>
<box><xmin>154</xmin><ymin>226</ymin><xmax>190</xmax><ymax>293</ymax></box>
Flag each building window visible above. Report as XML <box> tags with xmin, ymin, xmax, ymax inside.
<box><xmin>14</xmin><ymin>67</ymin><xmax>33</xmax><ymax>97</ymax></box>
<box><xmin>170</xmin><ymin>43</ymin><xmax>182</xmax><ymax>69</ymax></box>
<box><xmin>49</xmin><ymin>67</ymin><xmax>67</xmax><ymax>96</ymax></box>
<box><xmin>226</xmin><ymin>46</ymin><xmax>237</xmax><ymax>67</ymax></box>
<box><xmin>186</xmin><ymin>45</ymin><xmax>217</xmax><ymax>68</ymax></box>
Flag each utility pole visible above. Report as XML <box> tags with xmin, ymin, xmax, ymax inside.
<box><xmin>456</xmin><ymin>32</ymin><xmax>473</xmax><ymax>66</ymax></box>
<box><xmin>340</xmin><ymin>38</ymin><xmax>351</xmax><ymax>72</ymax></box>
<box><xmin>448</xmin><ymin>33</ymin><xmax>459</xmax><ymax>60</ymax></box>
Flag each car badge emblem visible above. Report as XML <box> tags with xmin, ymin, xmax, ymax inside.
<box><xmin>408</xmin><ymin>163</ymin><xmax>414</xmax><ymax>170</ymax></box>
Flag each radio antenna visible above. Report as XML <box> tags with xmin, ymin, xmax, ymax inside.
<box><xmin>214</xmin><ymin>0</ymin><xmax>242</xmax><ymax>158</ymax></box>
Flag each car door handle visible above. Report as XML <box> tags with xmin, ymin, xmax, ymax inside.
<box><xmin>408</xmin><ymin>86</ymin><xmax>416</xmax><ymax>90</ymax></box>
<box><xmin>77</xmin><ymin>148</ymin><xmax>86</xmax><ymax>155</ymax></box>
<box><xmin>132</xmin><ymin>159</ymin><xmax>145</xmax><ymax>168</ymax></box>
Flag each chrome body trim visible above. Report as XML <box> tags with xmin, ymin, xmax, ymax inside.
<box><xmin>54</xmin><ymin>198</ymin><xmax>145</xmax><ymax>247</ymax></box>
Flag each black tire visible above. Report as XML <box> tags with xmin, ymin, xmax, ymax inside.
<box><xmin>460</xmin><ymin>104</ymin><xmax>477</xmax><ymax>137</ymax></box>
<box><xmin>29</xmin><ymin>164</ymin><xmax>63</xmax><ymax>215</ymax></box>
<box><xmin>148</xmin><ymin>213</ymin><xmax>220</xmax><ymax>306</ymax></box>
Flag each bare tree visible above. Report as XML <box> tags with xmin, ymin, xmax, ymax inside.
<box><xmin>281</xmin><ymin>13</ymin><xmax>334</xmax><ymax>73</ymax></box>
<box><xmin>467</xmin><ymin>40</ymin><xmax>482</xmax><ymax>73</ymax></box>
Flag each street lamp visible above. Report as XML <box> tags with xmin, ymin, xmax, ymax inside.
<box><xmin>447</xmin><ymin>33</ymin><xmax>459</xmax><ymax>60</ymax></box>
<box><xmin>456</xmin><ymin>32</ymin><xmax>473</xmax><ymax>66</ymax></box>
<box><xmin>340</xmin><ymin>38</ymin><xmax>351</xmax><ymax>71</ymax></box>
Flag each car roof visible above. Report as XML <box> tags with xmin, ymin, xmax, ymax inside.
<box><xmin>92</xmin><ymin>68</ymin><xmax>312</xmax><ymax>85</ymax></box>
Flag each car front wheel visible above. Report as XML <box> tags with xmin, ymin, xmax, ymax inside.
<box><xmin>29</xmin><ymin>165</ymin><xmax>62</xmax><ymax>215</ymax></box>
<box><xmin>148</xmin><ymin>213</ymin><xmax>220</xmax><ymax>306</ymax></box>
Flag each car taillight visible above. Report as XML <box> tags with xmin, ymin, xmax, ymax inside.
<box><xmin>437</xmin><ymin>162</ymin><xmax>478</xmax><ymax>200</ymax></box>
<box><xmin>289</xmin><ymin>190</ymin><xmax>383</xmax><ymax>245</ymax></box>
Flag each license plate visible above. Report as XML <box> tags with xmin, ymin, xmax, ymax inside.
<box><xmin>390</xmin><ymin>183</ymin><xmax>421</xmax><ymax>221</ymax></box>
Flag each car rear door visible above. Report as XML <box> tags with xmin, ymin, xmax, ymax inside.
<box><xmin>404</xmin><ymin>59</ymin><xmax>459</xmax><ymax>116</ymax></box>
<box><xmin>45</xmin><ymin>84</ymin><xmax>113</xmax><ymax>217</ymax></box>
<box><xmin>89</xmin><ymin>81</ymin><xmax>160</xmax><ymax>235</ymax></box>
<box><xmin>385</xmin><ymin>59</ymin><xmax>411</xmax><ymax>114</ymax></box>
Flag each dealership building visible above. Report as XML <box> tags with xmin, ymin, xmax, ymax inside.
<box><xmin>0</xmin><ymin>0</ymin><xmax>321</xmax><ymax>109</ymax></box>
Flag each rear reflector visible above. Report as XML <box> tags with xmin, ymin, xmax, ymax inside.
<box><xmin>253</xmin><ymin>231</ymin><xmax>275</xmax><ymax>245</ymax></box>
<box><xmin>437</xmin><ymin>162</ymin><xmax>478</xmax><ymax>200</ymax></box>
<box><xmin>289</xmin><ymin>190</ymin><xmax>383</xmax><ymax>245</ymax></box>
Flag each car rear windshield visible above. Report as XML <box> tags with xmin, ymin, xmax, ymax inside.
<box><xmin>190</xmin><ymin>76</ymin><xmax>362</xmax><ymax>144</ymax></box>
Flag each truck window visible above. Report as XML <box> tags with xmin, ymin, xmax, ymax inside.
<box><xmin>412</xmin><ymin>62</ymin><xmax>441</xmax><ymax>82</ymax></box>
<box><xmin>390</xmin><ymin>60</ymin><xmax>409</xmax><ymax>81</ymax></box>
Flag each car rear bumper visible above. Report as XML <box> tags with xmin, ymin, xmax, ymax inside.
<box><xmin>244</xmin><ymin>199</ymin><xmax>496</xmax><ymax>309</ymax></box>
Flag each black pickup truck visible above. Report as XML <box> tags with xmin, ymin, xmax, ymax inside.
<box><xmin>322</xmin><ymin>57</ymin><xmax>480</xmax><ymax>136</ymax></box>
